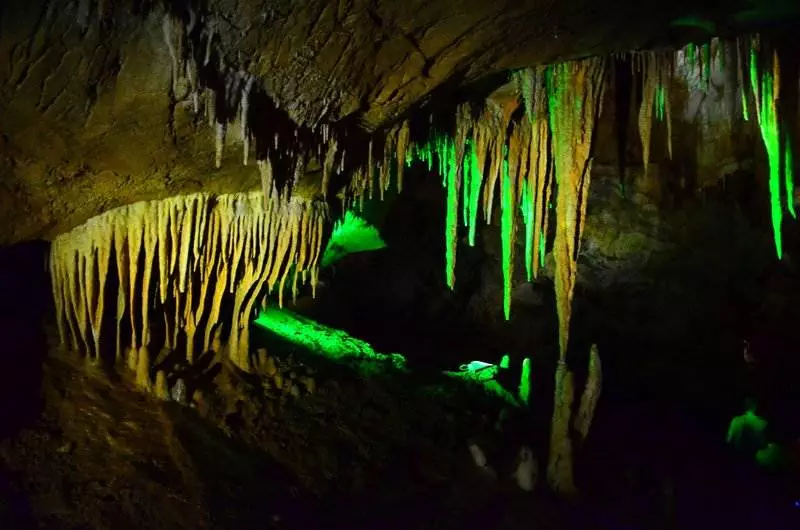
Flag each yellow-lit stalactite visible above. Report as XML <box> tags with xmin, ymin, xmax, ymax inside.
<box><xmin>50</xmin><ymin>189</ymin><xmax>328</xmax><ymax>382</ymax></box>
<box><xmin>545</xmin><ymin>57</ymin><xmax>607</xmax><ymax>498</ymax></box>
<box><xmin>484</xmin><ymin>96</ymin><xmax>520</xmax><ymax>225</ymax></box>
<box><xmin>396</xmin><ymin>120</ymin><xmax>411</xmax><ymax>193</ymax></box>
<box><xmin>547</xmin><ymin>57</ymin><xmax>608</xmax><ymax>360</ymax></box>
<box><xmin>639</xmin><ymin>54</ymin><xmax>658</xmax><ymax>176</ymax></box>
<box><xmin>517</xmin><ymin>66</ymin><xmax>552</xmax><ymax>281</ymax></box>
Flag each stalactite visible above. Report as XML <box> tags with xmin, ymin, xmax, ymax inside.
<box><xmin>396</xmin><ymin>120</ymin><xmax>411</xmax><ymax>193</ymax></box>
<box><xmin>483</xmin><ymin>108</ymin><xmax>504</xmax><ymax>225</ymax></box>
<box><xmin>517</xmin><ymin>66</ymin><xmax>551</xmax><ymax>281</ymax></box>
<box><xmin>547</xmin><ymin>57</ymin><xmax>607</xmax><ymax>359</ymax></box>
<box><xmin>367</xmin><ymin>140</ymin><xmax>375</xmax><ymax>201</ymax></box>
<box><xmin>473</xmin><ymin>121</ymin><xmax>491</xmax><ymax>226</ymax></box>
<box><xmin>162</xmin><ymin>14</ymin><xmax>179</xmax><ymax>95</ymax></box>
<box><xmin>464</xmin><ymin>137</ymin><xmax>483</xmax><ymax>246</ymax></box>
<box><xmin>501</xmin><ymin>120</ymin><xmax>525</xmax><ymax>320</ymax></box>
<box><xmin>241</xmin><ymin>76</ymin><xmax>255</xmax><ymax>166</ymax></box>
<box><xmin>745</xmin><ymin>37</ymin><xmax>785</xmax><ymax>259</ymax></box>
<box><xmin>50</xmin><ymin>190</ymin><xmax>328</xmax><ymax>376</ymax></box>
<box><xmin>639</xmin><ymin>53</ymin><xmax>658</xmax><ymax>177</ymax></box>
<box><xmin>381</xmin><ymin>127</ymin><xmax>398</xmax><ymax>200</ymax></box>
<box><xmin>322</xmin><ymin>138</ymin><xmax>338</xmax><ymax>199</ymax></box>
<box><xmin>215</xmin><ymin>122</ymin><xmax>225</xmax><ymax>169</ymax></box>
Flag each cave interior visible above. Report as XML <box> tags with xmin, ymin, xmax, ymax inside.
<box><xmin>1</xmin><ymin>1</ymin><xmax>800</xmax><ymax>529</ymax></box>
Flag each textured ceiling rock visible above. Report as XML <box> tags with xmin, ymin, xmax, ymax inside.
<box><xmin>0</xmin><ymin>0</ymin><xmax>791</xmax><ymax>244</ymax></box>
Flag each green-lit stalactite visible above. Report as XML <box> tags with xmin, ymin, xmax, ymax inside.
<box><xmin>466</xmin><ymin>141</ymin><xmax>483</xmax><ymax>246</ymax></box>
<box><xmin>500</xmin><ymin>354</ymin><xmax>511</xmax><ymax>369</ymax></box>
<box><xmin>444</xmin><ymin>137</ymin><xmax>459</xmax><ymax>289</ymax></box>
<box><xmin>320</xmin><ymin>210</ymin><xmax>387</xmax><ymax>267</ymax></box>
<box><xmin>500</xmin><ymin>147</ymin><xmax>513</xmax><ymax>320</ymax></box>
<box><xmin>701</xmin><ymin>42</ymin><xmax>711</xmax><ymax>91</ymax></box>
<box><xmin>786</xmin><ymin>137</ymin><xmax>796</xmax><ymax>219</ymax></box>
<box><xmin>520</xmin><ymin>180</ymin><xmax>535</xmax><ymax>281</ymax></box>
<box><xmin>656</xmin><ymin>85</ymin><xmax>666</xmax><ymax>121</ymax></box>
<box><xmin>748</xmin><ymin>44</ymin><xmax>784</xmax><ymax>259</ymax></box>
<box><xmin>462</xmin><ymin>140</ymin><xmax>472</xmax><ymax>228</ymax></box>
<box><xmin>741</xmin><ymin>84</ymin><xmax>750</xmax><ymax>121</ymax></box>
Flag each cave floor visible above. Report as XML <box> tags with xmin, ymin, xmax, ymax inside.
<box><xmin>3</xmin><ymin>322</ymin><xmax>799</xmax><ymax>530</ymax></box>
<box><xmin>0</xmin><ymin>329</ymin><xmax>573</xmax><ymax>530</ymax></box>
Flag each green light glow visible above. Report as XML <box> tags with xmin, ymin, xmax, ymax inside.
<box><xmin>320</xmin><ymin>210</ymin><xmax>387</xmax><ymax>268</ymax></box>
<box><xmin>748</xmin><ymin>45</ymin><xmax>784</xmax><ymax>259</ymax></box>
<box><xmin>786</xmin><ymin>137</ymin><xmax>796</xmax><ymax>219</ymax></box>
<box><xmin>727</xmin><ymin>408</ymin><xmax>767</xmax><ymax>455</ymax></box>
<box><xmin>519</xmin><ymin>357</ymin><xmax>531</xmax><ymax>407</ymax></box>
<box><xmin>701</xmin><ymin>43</ymin><xmax>711</xmax><ymax>91</ymax></box>
<box><xmin>520</xmin><ymin>180</ymin><xmax>535</xmax><ymax>281</ymax></box>
<box><xmin>670</xmin><ymin>15</ymin><xmax>716</xmax><ymax>34</ymax></box>
<box><xmin>500</xmin><ymin>354</ymin><xmax>511</xmax><ymax>369</ymax></box>
<box><xmin>500</xmin><ymin>148</ymin><xmax>513</xmax><ymax>320</ymax></box>
<box><xmin>755</xmin><ymin>442</ymin><xmax>788</xmax><ymax>471</ymax></box>
<box><xmin>253</xmin><ymin>306</ymin><xmax>407</xmax><ymax>370</ymax></box>
<box><xmin>255</xmin><ymin>307</ymin><xmax>522</xmax><ymax>406</ymax></box>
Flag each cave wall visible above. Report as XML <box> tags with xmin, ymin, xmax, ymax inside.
<box><xmin>0</xmin><ymin>0</ymin><xmax>262</xmax><ymax>244</ymax></box>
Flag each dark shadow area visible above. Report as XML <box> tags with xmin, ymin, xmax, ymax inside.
<box><xmin>165</xmin><ymin>404</ymin><xmax>322</xmax><ymax>529</ymax></box>
<box><xmin>0</xmin><ymin>240</ymin><xmax>49</xmax><ymax>440</ymax></box>
<box><xmin>301</xmin><ymin>164</ymin><xmax>509</xmax><ymax>372</ymax></box>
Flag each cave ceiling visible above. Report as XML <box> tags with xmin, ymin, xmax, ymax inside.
<box><xmin>0</xmin><ymin>0</ymin><xmax>796</xmax><ymax>244</ymax></box>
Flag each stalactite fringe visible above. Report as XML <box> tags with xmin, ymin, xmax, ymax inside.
<box><xmin>50</xmin><ymin>190</ymin><xmax>328</xmax><ymax>379</ymax></box>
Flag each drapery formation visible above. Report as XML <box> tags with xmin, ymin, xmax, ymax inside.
<box><xmin>50</xmin><ymin>189</ymin><xmax>328</xmax><ymax>382</ymax></box>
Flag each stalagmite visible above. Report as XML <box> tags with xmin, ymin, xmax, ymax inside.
<box><xmin>574</xmin><ymin>344</ymin><xmax>602</xmax><ymax>444</ymax></box>
<box><xmin>547</xmin><ymin>362</ymin><xmax>576</xmax><ymax>497</ymax></box>
<box><xmin>136</xmin><ymin>345</ymin><xmax>150</xmax><ymax>389</ymax></box>
<box><xmin>50</xmin><ymin>190</ymin><xmax>328</xmax><ymax>374</ymax></box>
